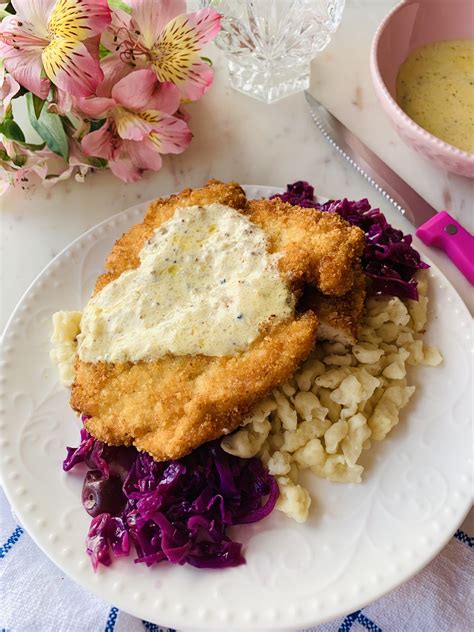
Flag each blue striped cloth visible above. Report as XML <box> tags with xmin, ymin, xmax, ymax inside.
<box><xmin>1</xmin><ymin>487</ymin><xmax>472</xmax><ymax>631</ymax></box>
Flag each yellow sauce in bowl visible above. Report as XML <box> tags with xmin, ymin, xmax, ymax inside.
<box><xmin>396</xmin><ymin>39</ymin><xmax>474</xmax><ymax>153</ymax></box>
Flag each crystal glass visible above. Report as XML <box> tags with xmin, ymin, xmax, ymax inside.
<box><xmin>200</xmin><ymin>0</ymin><xmax>345</xmax><ymax>103</ymax></box>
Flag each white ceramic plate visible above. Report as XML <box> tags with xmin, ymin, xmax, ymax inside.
<box><xmin>0</xmin><ymin>186</ymin><xmax>472</xmax><ymax>631</ymax></box>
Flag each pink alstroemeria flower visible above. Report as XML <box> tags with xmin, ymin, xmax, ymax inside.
<box><xmin>1</xmin><ymin>72</ymin><xmax>20</xmax><ymax>118</ymax></box>
<box><xmin>0</xmin><ymin>137</ymin><xmax>93</xmax><ymax>194</ymax></box>
<box><xmin>103</xmin><ymin>1</ymin><xmax>221</xmax><ymax>100</ymax></box>
<box><xmin>0</xmin><ymin>138</ymin><xmax>49</xmax><ymax>193</ymax></box>
<box><xmin>80</xmin><ymin>68</ymin><xmax>192</xmax><ymax>183</ymax></box>
<box><xmin>38</xmin><ymin>139</ymin><xmax>93</xmax><ymax>186</ymax></box>
<box><xmin>0</xmin><ymin>0</ymin><xmax>111</xmax><ymax>98</ymax></box>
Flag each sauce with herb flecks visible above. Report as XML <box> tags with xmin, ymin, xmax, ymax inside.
<box><xmin>77</xmin><ymin>204</ymin><xmax>294</xmax><ymax>362</ymax></box>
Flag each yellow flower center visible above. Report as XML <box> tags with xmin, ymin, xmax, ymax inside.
<box><xmin>151</xmin><ymin>16</ymin><xmax>200</xmax><ymax>84</ymax></box>
<box><xmin>47</xmin><ymin>0</ymin><xmax>91</xmax><ymax>41</ymax></box>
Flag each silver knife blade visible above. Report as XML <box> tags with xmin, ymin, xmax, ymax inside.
<box><xmin>304</xmin><ymin>91</ymin><xmax>436</xmax><ymax>228</ymax></box>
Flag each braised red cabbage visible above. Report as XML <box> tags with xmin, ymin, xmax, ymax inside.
<box><xmin>64</xmin><ymin>423</ymin><xmax>278</xmax><ymax>570</ymax></box>
<box><xmin>271</xmin><ymin>181</ymin><xmax>429</xmax><ymax>300</ymax></box>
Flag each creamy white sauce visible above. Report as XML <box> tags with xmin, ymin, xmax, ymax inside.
<box><xmin>77</xmin><ymin>203</ymin><xmax>294</xmax><ymax>363</ymax></box>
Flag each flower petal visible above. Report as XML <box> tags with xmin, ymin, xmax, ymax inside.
<box><xmin>114</xmin><ymin>107</ymin><xmax>156</xmax><ymax>141</ymax></box>
<box><xmin>109</xmin><ymin>155</ymin><xmax>143</xmax><ymax>183</ymax></box>
<box><xmin>11</xmin><ymin>0</ymin><xmax>55</xmax><ymax>38</ymax></box>
<box><xmin>40</xmin><ymin>162</ymin><xmax>74</xmax><ymax>187</ymax></box>
<box><xmin>81</xmin><ymin>121</ymin><xmax>115</xmax><ymax>160</ymax></box>
<box><xmin>47</xmin><ymin>0</ymin><xmax>111</xmax><ymax>41</ymax></box>
<box><xmin>130</xmin><ymin>0</ymin><xmax>185</xmax><ymax>49</ymax></box>
<box><xmin>69</xmin><ymin>138</ymin><xmax>92</xmax><ymax>166</ymax></box>
<box><xmin>175</xmin><ymin>105</ymin><xmax>191</xmax><ymax>123</ymax></box>
<box><xmin>0</xmin><ymin>13</ymin><xmax>49</xmax><ymax>45</ymax></box>
<box><xmin>1</xmin><ymin>73</ymin><xmax>20</xmax><ymax>118</ymax></box>
<box><xmin>42</xmin><ymin>38</ymin><xmax>104</xmax><ymax>97</ymax></box>
<box><xmin>174</xmin><ymin>59</ymin><xmax>214</xmax><ymax>101</ymax></box>
<box><xmin>151</xmin><ymin>9</ymin><xmax>220</xmax><ymax>99</ymax></box>
<box><xmin>96</xmin><ymin>53</ymin><xmax>135</xmax><ymax>98</ymax></box>
<box><xmin>0</xmin><ymin>58</ymin><xmax>49</xmax><ymax>99</ymax></box>
<box><xmin>122</xmin><ymin>138</ymin><xmax>163</xmax><ymax>171</ymax></box>
<box><xmin>75</xmin><ymin>96</ymin><xmax>116</xmax><ymax>119</ymax></box>
<box><xmin>111</xmin><ymin>68</ymin><xmax>158</xmax><ymax>111</ymax></box>
<box><xmin>182</xmin><ymin>8</ymin><xmax>222</xmax><ymax>47</ymax></box>
<box><xmin>144</xmin><ymin>81</ymin><xmax>181</xmax><ymax>115</ymax></box>
<box><xmin>0</xmin><ymin>46</ymin><xmax>50</xmax><ymax>99</ymax></box>
<box><xmin>100</xmin><ymin>6</ymin><xmax>133</xmax><ymax>53</ymax></box>
<box><xmin>0</xmin><ymin>16</ymin><xmax>50</xmax><ymax>98</ymax></box>
<box><xmin>146</xmin><ymin>113</ymin><xmax>192</xmax><ymax>154</ymax></box>
<box><xmin>3</xmin><ymin>137</ymin><xmax>24</xmax><ymax>160</ymax></box>
<box><xmin>52</xmin><ymin>88</ymin><xmax>73</xmax><ymax>115</ymax></box>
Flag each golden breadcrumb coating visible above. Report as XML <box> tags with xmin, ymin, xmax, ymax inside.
<box><xmin>306</xmin><ymin>268</ymin><xmax>367</xmax><ymax>345</ymax></box>
<box><xmin>70</xmin><ymin>180</ymin><xmax>364</xmax><ymax>461</ymax></box>
<box><xmin>72</xmin><ymin>314</ymin><xmax>318</xmax><ymax>461</ymax></box>
<box><xmin>245</xmin><ymin>198</ymin><xmax>365</xmax><ymax>296</ymax></box>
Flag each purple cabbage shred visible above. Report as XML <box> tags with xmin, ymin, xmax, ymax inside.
<box><xmin>271</xmin><ymin>181</ymin><xmax>429</xmax><ymax>300</ymax></box>
<box><xmin>64</xmin><ymin>424</ymin><xmax>278</xmax><ymax>570</ymax></box>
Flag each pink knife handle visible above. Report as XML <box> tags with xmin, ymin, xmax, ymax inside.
<box><xmin>416</xmin><ymin>212</ymin><xmax>474</xmax><ymax>284</ymax></box>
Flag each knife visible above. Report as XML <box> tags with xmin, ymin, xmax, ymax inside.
<box><xmin>304</xmin><ymin>91</ymin><xmax>474</xmax><ymax>285</ymax></box>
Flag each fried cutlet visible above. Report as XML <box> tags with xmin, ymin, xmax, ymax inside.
<box><xmin>245</xmin><ymin>198</ymin><xmax>365</xmax><ymax>296</ymax></box>
<box><xmin>73</xmin><ymin>314</ymin><xmax>318</xmax><ymax>461</ymax></box>
<box><xmin>306</xmin><ymin>268</ymin><xmax>367</xmax><ymax>345</ymax></box>
<box><xmin>71</xmin><ymin>180</ymin><xmax>364</xmax><ymax>461</ymax></box>
<box><xmin>94</xmin><ymin>182</ymin><xmax>365</xmax><ymax>297</ymax></box>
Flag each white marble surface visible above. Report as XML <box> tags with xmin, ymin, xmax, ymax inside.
<box><xmin>1</xmin><ymin>0</ymin><xmax>473</xmax><ymax>329</ymax></box>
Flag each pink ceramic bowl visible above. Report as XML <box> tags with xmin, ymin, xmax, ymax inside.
<box><xmin>371</xmin><ymin>0</ymin><xmax>474</xmax><ymax>178</ymax></box>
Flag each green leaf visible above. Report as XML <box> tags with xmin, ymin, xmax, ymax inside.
<box><xmin>0</xmin><ymin>118</ymin><xmax>25</xmax><ymax>142</ymax></box>
<box><xmin>12</xmin><ymin>154</ymin><xmax>27</xmax><ymax>167</ymax></box>
<box><xmin>26</xmin><ymin>93</ymin><xmax>69</xmax><ymax>160</ymax></box>
<box><xmin>90</xmin><ymin>118</ymin><xmax>107</xmax><ymax>132</ymax></box>
<box><xmin>99</xmin><ymin>43</ymin><xmax>110</xmax><ymax>59</ymax></box>
<box><xmin>3</xmin><ymin>103</ymin><xmax>13</xmax><ymax>120</ymax></box>
<box><xmin>3</xmin><ymin>2</ymin><xmax>15</xmax><ymax>15</ymax></box>
<box><xmin>13</xmin><ymin>85</ymin><xmax>29</xmax><ymax>98</ymax></box>
<box><xmin>32</xmin><ymin>94</ymin><xmax>45</xmax><ymax>118</ymax></box>
<box><xmin>88</xmin><ymin>157</ymin><xmax>108</xmax><ymax>169</ymax></box>
<box><xmin>108</xmin><ymin>0</ymin><xmax>131</xmax><ymax>13</ymax></box>
<box><xmin>19</xmin><ymin>140</ymin><xmax>47</xmax><ymax>151</ymax></box>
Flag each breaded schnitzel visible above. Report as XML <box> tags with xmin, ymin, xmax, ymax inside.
<box><xmin>73</xmin><ymin>315</ymin><xmax>318</xmax><ymax>461</ymax></box>
<box><xmin>245</xmin><ymin>198</ymin><xmax>365</xmax><ymax>296</ymax></box>
<box><xmin>70</xmin><ymin>180</ymin><xmax>364</xmax><ymax>461</ymax></box>
<box><xmin>306</xmin><ymin>268</ymin><xmax>366</xmax><ymax>346</ymax></box>
<box><xmin>94</xmin><ymin>181</ymin><xmax>365</xmax><ymax>297</ymax></box>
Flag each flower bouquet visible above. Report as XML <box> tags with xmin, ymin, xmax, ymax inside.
<box><xmin>0</xmin><ymin>0</ymin><xmax>221</xmax><ymax>192</ymax></box>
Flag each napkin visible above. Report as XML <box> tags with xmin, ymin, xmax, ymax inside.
<box><xmin>1</xmin><ymin>487</ymin><xmax>472</xmax><ymax>632</ymax></box>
